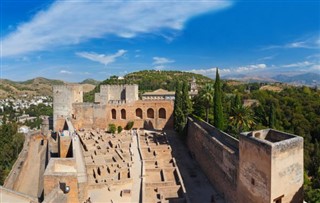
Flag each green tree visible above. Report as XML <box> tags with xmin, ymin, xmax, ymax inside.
<box><xmin>117</xmin><ymin>126</ymin><xmax>123</xmax><ymax>133</ymax></box>
<box><xmin>181</xmin><ymin>81</ymin><xmax>192</xmax><ymax>117</ymax></box>
<box><xmin>174</xmin><ymin>82</ymin><xmax>183</xmax><ymax>132</ymax></box>
<box><xmin>214</xmin><ymin>68</ymin><xmax>224</xmax><ymax>129</ymax></box>
<box><xmin>125</xmin><ymin>121</ymin><xmax>134</xmax><ymax>130</ymax></box>
<box><xmin>269</xmin><ymin>103</ymin><xmax>275</xmax><ymax>128</ymax></box>
<box><xmin>229</xmin><ymin>105</ymin><xmax>255</xmax><ymax>135</ymax></box>
<box><xmin>108</xmin><ymin>124</ymin><xmax>116</xmax><ymax>134</ymax></box>
<box><xmin>200</xmin><ymin>84</ymin><xmax>214</xmax><ymax>122</ymax></box>
<box><xmin>233</xmin><ymin>94</ymin><xmax>242</xmax><ymax>108</ymax></box>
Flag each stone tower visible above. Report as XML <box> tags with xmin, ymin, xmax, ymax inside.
<box><xmin>238</xmin><ymin>129</ymin><xmax>304</xmax><ymax>203</ymax></box>
<box><xmin>53</xmin><ymin>84</ymin><xmax>83</xmax><ymax>131</ymax></box>
<box><xmin>94</xmin><ymin>84</ymin><xmax>138</xmax><ymax>104</ymax></box>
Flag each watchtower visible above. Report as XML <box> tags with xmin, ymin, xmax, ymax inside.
<box><xmin>238</xmin><ymin>129</ymin><xmax>304</xmax><ymax>203</ymax></box>
<box><xmin>53</xmin><ymin>84</ymin><xmax>83</xmax><ymax>131</ymax></box>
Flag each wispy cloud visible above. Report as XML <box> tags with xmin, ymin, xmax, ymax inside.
<box><xmin>1</xmin><ymin>0</ymin><xmax>232</xmax><ymax>57</ymax></box>
<box><xmin>153</xmin><ymin>57</ymin><xmax>175</xmax><ymax>65</ymax></box>
<box><xmin>263</xmin><ymin>36</ymin><xmax>320</xmax><ymax>50</ymax></box>
<box><xmin>281</xmin><ymin>61</ymin><xmax>313</xmax><ymax>68</ymax></box>
<box><xmin>59</xmin><ymin>70</ymin><xmax>72</xmax><ymax>74</ymax></box>
<box><xmin>189</xmin><ymin>64</ymin><xmax>267</xmax><ymax>77</ymax></box>
<box><xmin>258</xmin><ymin>55</ymin><xmax>276</xmax><ymax>61</ymax></box>
<box><xmin>76</xmin><ymin>50</ymin><xmax>127</xmax><ymax>66</ymax></box>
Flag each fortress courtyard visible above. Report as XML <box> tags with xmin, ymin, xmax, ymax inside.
<box><xmin>0</xmin><ymin>84</ymin><xmax>304</xmax><ymax>203</ymax></box>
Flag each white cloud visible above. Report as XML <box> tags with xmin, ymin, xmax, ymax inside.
<box><xmin>76</xmin><ymin>49</ymin><xmax>127</xmax><ymax>65</ymax></box>
<box><xmin>263</xmin><ymin>36</ymin><xmax>320</xmax><ymax>50</ymax></box>
<box><xmin>153</xmin><ymin>57</ymin><xmax>175</xmax><ymax>65</ymax></box>
<box><xmin>154</xmin><ymin>65</ymin><xmax>166</xmax><ymax>71</ymax></box>
<box><xmin>236</xmin><ymin>64</ymin><xmax>266</xmax><ymax>72</ymax></box>
<box><xmin>258</xmin><ymin>55</ymin><xmax>276</xmax><ymax>61</ymax></box>
<box><xmin>1</xmin><ymin>0</ymin><xmax>232</xmax><ymax>57</ymax></box>
<box><xmin>281</xmin><ymin>61</ymin><xmax>313</xmax><ymax>68</ymax></box>
<box><xmin>189</xmin><ymin>64</ymin><xmax>267</xmax><ymax>77</ymax></box>
<box><xmin>59</xmin><ymin>70</ymin><xmax>72</xmax><ymax>74</ymax></box>
<box><xmin>311</xmin><ymin>64</ymin><xmax>320</xmax><ymax>71</ymax></box>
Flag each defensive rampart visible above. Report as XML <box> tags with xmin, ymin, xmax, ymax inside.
<box><xmin>186</xmin><ymin>117</ymin><xmax>239</xmax><ymax>203</ymax></box>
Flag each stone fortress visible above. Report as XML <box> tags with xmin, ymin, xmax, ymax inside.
<box><xmin>0</xmin><ymin>83</ymin><xmax>304</xmax><ymax>203</ymax></box>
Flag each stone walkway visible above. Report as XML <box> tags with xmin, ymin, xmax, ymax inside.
<box><xmin>166</xmin><ymin>130</ymin><xmax>225</xmax><ymax>203</ymax></box>
<box><xmin>131</xmin><ymin>132</ymin><xmax>142</xmax><ymax>203</ymax></box>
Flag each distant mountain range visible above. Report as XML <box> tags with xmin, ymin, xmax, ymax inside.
<box><xmin>1</xmin><ymin>71</ymin><xmax>318</xmax><ymax>99</ymax></box>
<box><xmin>223</xmin><ymin>72</ymin><xmax>320</xmax><ymax>86</ymax></box>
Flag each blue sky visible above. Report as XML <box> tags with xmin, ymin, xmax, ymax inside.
<box><xmin>1</xmin><ymin>0</ymin><xmax>319</xmax><ymax>82</ymax></box>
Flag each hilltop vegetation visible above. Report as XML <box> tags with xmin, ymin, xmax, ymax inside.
<box><xmin>0</xmin><ymin>77</ymin><xmax>95</xmax><ymax>99</ymax></box>
<box><xmin>0</xmin><ymin>77</ymin><xmax>65</xmax><ymax>99</ymax></box>
<box><xmin>190</xmin><ymin>80</ymin><xmax>320</xmax><ymax>202</ymax></box>
<box><xmin>84</xmin><ymin>70</ymin><xmax>213</xmax><ymax>102</ymax></box>
<box><xmin>0</xmin><ymin>122</ymin><xmax>24</xmax><ymax>184</ymax></box>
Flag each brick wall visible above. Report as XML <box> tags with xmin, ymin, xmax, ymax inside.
<box><xmin>72</xmin><ymin>100</ymin><xmax>173</xmax><ymax>130</ymax></box>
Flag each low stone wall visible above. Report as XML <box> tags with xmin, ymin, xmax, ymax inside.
<box><xmin>186</xmin><ymin>117</ymin><xmax>239</xmax><ymax>203</ymax></box>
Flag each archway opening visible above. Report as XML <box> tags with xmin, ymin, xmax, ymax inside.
<box><xmin>147</xmin><ymin>108</ymin><xmax>154</xmax><ymax>119</ymax></box>
<box><xmin>136</xmin><ymin>108</ymin><xmax>143</xmax><ymax>119</ymax></box>
<box><xmin>111</xmin><ymin>109</ymin><xmax>116</xmax><ymax>119</ymax></box>
<box><xmin>159</xmin><ymin>108</ymin><xmax>166</xmax><ymax>119</ymax></box>
<box><xmin>121</xmin><ymin>109</ymin><xmax>126</xmax><ymax>119</ymax></box>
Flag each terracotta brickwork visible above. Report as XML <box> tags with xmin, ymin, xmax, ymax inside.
<box><xmin>53</xmin><ymin>84</ymin><xmax>173</xmax><ymax>131</ymax></box>
<box><xmin>71</xmin><ymin>100</ymin><xmax>173</xmax><ymax>130</ymax></box>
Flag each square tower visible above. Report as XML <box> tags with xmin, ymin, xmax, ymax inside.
<box><xmin>53</xmin><ymin>85</ymin><xmax>83</xmax><ymax>131</ymax></box>
<box><xmin>95</xmin><ymin>84</ymin><xmax>138</xmax><ymax>104</ymax></box>
<box><xmin>238</xmin><ymin>129</ymin><xmax>304</xmax><ymax>203</ymax></box>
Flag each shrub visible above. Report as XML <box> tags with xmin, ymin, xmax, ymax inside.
<box><xmin>108</xmin><ymin>124</ymin><xmax>116</xmax><ymax>134</ymax></box>
<box><xmin>125</xmin><ymin>121</ymin><xmax>134</xmax><ymax>130</ymax></box>
<box><xmin>117</xmin><ymin>126</ymin><xmax>123</xmax><ymax>133</ymax></box>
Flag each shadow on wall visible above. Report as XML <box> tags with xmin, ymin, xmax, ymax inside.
<box><xmin>144</xmin><ymin>120</ymin><xmax>154</xmax><ymax>130</ymax></box>
<box><xmin>163</xmin><ymin>114</ymin><xmax>174</xmax><ymax>130</ymax></box>
<box><xmin>289</xmin><ymin>186</ymin><xmax>304</xmax><ymax>203</ymax></box>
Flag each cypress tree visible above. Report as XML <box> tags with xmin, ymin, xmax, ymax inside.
<box><xmin>214</xmin><ymin>68</ymin><xmax>224</xmax><ymax>129</ymax></box>
<box><xmin>174</xmin><ymin>82</ymin><xmax>183</xmax><ymax>132</ymax></box>
<box><xmin>181</xmin><ymin>81</ymin><xmax>192</xmax><ymax>117</ymax></box>
<box><xmin>269</xmin><ymin>103</ymin><xmax>275</xmax><ymax>128</ymax></box>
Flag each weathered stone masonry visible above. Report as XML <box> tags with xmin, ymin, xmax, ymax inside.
<box><xmin>187</xmin><ymin>117</ymin><xmax>304</xmax><ymax>203</ymax></box>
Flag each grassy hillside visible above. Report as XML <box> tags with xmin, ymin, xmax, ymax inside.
<box><xmin>84</xmin><ymin>70</ymin><xmax>214</xmax><ymax>102</ymax></box>
<box><xmin>0</xmin><ymin>77</ymin><xmax>95</xmax><ymax>99</ymax></box>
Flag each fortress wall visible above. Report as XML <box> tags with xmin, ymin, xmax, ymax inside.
<box><xmin>71</xmin><ymin>100</ymin><xmax>173</xmax><ymax>130</ymax></box>
<box><xmin>7</xmin><ymin>134</ymin><xmax>48</xmax><ymax>199</ymax></box>
<box><xmin>186</xmin><ymin>117</ymin><xmax>238</xmax><ymax>203</ymax></box>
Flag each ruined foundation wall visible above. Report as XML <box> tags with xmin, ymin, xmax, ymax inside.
<box><xmin>186</xmin><ymin>118</ymin><xmax>238</xmax><ymax>203</ymax></box>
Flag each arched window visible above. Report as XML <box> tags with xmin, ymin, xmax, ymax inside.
<box><xmin>136</xmin><ymin>108</ymin><xmax>143</xmax><ymax>119</ymax></box>
<box><xmin>159</xmin><ymin>108</ymin><xmax>166</xmax><ymax>119</ymax></box>
<box><xmin>111</xmin><ymin>109</ymin><xmax>116</xmax><ymax>119</ymax></box>
<box><xmin>147</xmin><ymin>108</ymin><xmax>154</xmax><ymax>119</ymax></box>
<box><xmin>121</xmin><ymin>109</ymin><xmax>126</xmax><ymax>119</ymax></box>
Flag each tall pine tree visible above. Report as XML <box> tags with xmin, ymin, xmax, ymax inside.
<box><xmin>214</xmin><ymin>68</ymin><xmax>224</xmax><ymax>129</ymax></box>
